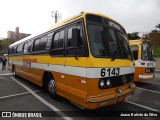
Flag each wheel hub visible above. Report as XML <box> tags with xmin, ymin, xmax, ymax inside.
<box><xmin>48</xmin><ymin>80</ymin><xmax>56</xmax><ymax>94</ymax></box>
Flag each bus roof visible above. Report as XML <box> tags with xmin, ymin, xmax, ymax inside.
<box><xmin>9</xmin><ymin>12</ymin><xmax>122</xmax><ymax>47</ymax></box>
<box><xmin>129</xmin><ymin>39</ymin><xmax>152</xmax><ymax>46</ymax></box>
<box><xmin>129</xmin><ymin>39</ymin><xmax>143</xmax><ymax>42</ymax></box>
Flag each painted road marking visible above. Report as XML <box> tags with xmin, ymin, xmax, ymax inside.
<box><xmin>0</xmin><ymin>76</ymin><xmax>12</xmax><ymax>81</ymax></box>
<box><xmin>0</xmin><ymin>90</ymin><xmax>40</xmax><ymax>99</ymax></box>
<box><xmin>127</xmin><ymin>101</ymin><xmax>159</xmax><ymax>112</ymax></box>
<box><xmin>11</xmin><ymin>76</ymin><xmax>73</xmax><ymax>120</ymax></box>
<box><xmin>137</xmin><ymin>87</ymin><xmax>160</xmax><ymax>94</ymax></box>
<box><xmin>0</xmin><ymin>73</ymin><xmax>13</xmax><ymax>76</ymax></box>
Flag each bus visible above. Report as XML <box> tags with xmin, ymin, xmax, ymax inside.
<box><xmin>8</xmin><ymin>12</ymin><xmax>135</xmax><ymax>109</ymax></box>
<box><xmin>129</xmin><ymin>39</ymin><xmax>155</xmax><ymax>81</ymax></box>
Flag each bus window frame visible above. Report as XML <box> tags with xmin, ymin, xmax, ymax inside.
<box><xmin>65</xmin><ymin>22</ymin><xmax>86</xmax><ymax>57</ymax></box>
<box><xmin>8</xmin><ymin>19</ymin><xmax>89</xmax><ymax>57</ymax></box>
<box><xmin>50</xmin><ymin>29</ymin><xmax>65</xmax><ymax>56</ymax></box>
<box><xmin>87</xmin><ymin>23</ymin><xmax>131</xmax><ymax>59</ymax></box>
<box><xmin>49</xmin><ymin>19</ymin><xmax>89</xmax><ymax>57</ymax></box>
<box><xmin>141</xmin><ymin>42</ymin><xmax>154</xmax><ymax>61</ymax></box>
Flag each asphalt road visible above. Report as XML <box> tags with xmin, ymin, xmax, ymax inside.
<box><xmin>0</xmin><ymin>67</ymin><xmax>160</xmax><ymax>120</ymax></box>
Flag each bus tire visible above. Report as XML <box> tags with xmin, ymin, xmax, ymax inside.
<box><xmin>46</xmin><ymin>73</ymin><xmax>57</xmax><ymax>99</ymax></box>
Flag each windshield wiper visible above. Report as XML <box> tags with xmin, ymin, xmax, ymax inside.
<box><xmin>111</xmin><ymin>48</ymin><xmax>119</xmax><ymax>61</ymax></box>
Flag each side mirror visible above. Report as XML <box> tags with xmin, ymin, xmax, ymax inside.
<box><xmin>72</xmin><ymin>28</ymin><xmax>80</xmax><ymax>48</ymax></box>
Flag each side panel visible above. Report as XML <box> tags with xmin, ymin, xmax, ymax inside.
<box><xmin>8</xmin><ymin>55</ymin><xmax>88</xmax><ymax>107</ymax></box>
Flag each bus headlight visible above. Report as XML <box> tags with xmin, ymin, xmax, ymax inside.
<box><xmin>106</xmin><ymin>79</ymin><xmax>111</xmax><ymax>86</ymax></box>
<box><xmin>99</xmin><ymin>79</ymin><xmax>105</xmax><ymax>88</ymax></box>
<box><xmin>129</xmin><ymin>83</ymin><xmax>136</xmax><ymax>88</ymax></box>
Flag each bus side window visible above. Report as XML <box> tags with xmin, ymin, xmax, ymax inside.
<box><xmin>16</xmin><ymin>44</ymin><xmax>23</xmax><ymax>54</ymax></box>
<box><xmin>39</xmin><ymin>36</ymin><xmax>48</xmax><ymax>51</ymax></box>
<box><xmin>131</xmin><ymin>45</ymin><xmax>138</xmax><ymax>60</ymax></box>
<box><xmin>28</xmin><ymin>41</ymin><xmax>33</xmax><ymax>52</ymax></box>
<box><xmin>11</xmin><ymin>47</ymin><xmax>16</xmax><ymax>54</ymax></box>
<box><xmin>46</xmin><ymin>33</ymin><xmax>54</xmax><ymax>50</ymax></box>
<box><xmin>50</xmin><ymin>30</ymin><xmax>65</xmax><ymax>56</ymax></box>
<box><xmin>16</xmin><ymin>45</ymin><xmax>20</xmax><ymax>54</ymax></box>
<box><xmin>23</xmin><ymin>43</ymin><xmax>28</xmax><ymax>53</ymax></box>
<box><xmin>66</xmin><ymin>22</ymin><xmax>85</xmax><ymax>56</ymax></box>
<box><xmin>67</xmin><ymin>25</ymin><xmax>76</xmax><ymax>48</ymax></box>
<box><xmin>33</xmin><ymin>39</ymin><xmax>40</xmax><ymax>52</ymax></box>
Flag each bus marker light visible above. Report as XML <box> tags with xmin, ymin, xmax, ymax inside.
<box><xmin>81</xmin><ymin>80</ymin><xmax>86</xmax><ymax>84</ymax></box>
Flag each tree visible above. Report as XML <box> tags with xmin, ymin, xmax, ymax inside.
<box><xmin>0</xmin><ymin>38</ymin><xmax>14</xmax><ymax>55</ymax></box>
<box><xmin>156</xmin><ymin>24</ymin><xmax>160</xmax><ymax>30</ymax></box>
<box><xmin>151</xmin><ymin>29</ymin><xmax>158</xmax><ymax>33</ymax></box>
<box><xmin>127</xmin><ymin>32</ymin><xmax>141</xmax><ymax>40</ymax></box>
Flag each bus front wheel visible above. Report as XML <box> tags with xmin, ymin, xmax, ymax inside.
<box><xmin>47</xmin><ymin>76</ymin><xmax>57</xmax><ymax>99</ymax></box>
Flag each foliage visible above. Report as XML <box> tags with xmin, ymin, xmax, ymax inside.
<box><xmin>151</xmin><ymin>29</ymin><xmax>158</xmax><ymax>33</ymax></box>
<box><xmin>0</xmin><ymin>38</ymin><xmax>15</xmax><ymax>55</ymax></box>
<box><xmin>127</xmin><ymin>32</ymin><xmax>141</xmax><ymax>40</ymax></box>
<box><xmin>156</xmin><ymin>24</ymin><xmax>160</xmax><ymax>30</ymax></box>
<box><xmin>153</xmin><ymin>46</ymin><xmax>160</xmax><ymax>57</ymax></box>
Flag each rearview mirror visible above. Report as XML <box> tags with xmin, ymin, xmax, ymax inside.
<box><xmin>72</xmin><ymin>28</ymin><xmax>80</xmax><ymax>48</ymax></box>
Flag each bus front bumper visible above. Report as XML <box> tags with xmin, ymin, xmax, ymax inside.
<box><xmin>139</xmin><ymin>75</ymin><xmax>155</xmax><ymax>79</ymax></box>
<box><xmin>86</xmin><ymin>84</ymin><xmax>135</xmax><ymax>109</ymax></box>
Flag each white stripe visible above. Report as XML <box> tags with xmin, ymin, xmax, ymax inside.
<box><xmin>127</xmin><ymin>101</ymin><xmax>159</xmax><ymax>112</ymax></box>
<box><xmin>10</xmin><ymin>77</ymin><xmax>73</xmax><ymax>120</ymax></box>
<box><xmin>86</xmin><ymin>66</ymin><xmax>134</xmax><ymax>78</ymax></box>
<box><xmin>11</xmin><ymin>61</ymin><xmax>134</xmax><ymax>78</ymax></box>
<box><xmin>137</xmin><ymin>87</ymin><xmax>160</xmax><ymax>94</ymax></box>
<box><xmin>0</xmin><ymin>77</ymin><xmax>13</xmax><ymax>81</ymax></box>
<box><xmin>0</xmin><ymin>73</ymin><xmax>13</xmax><ymax>76</ymax></box>
<box><xmin>0</xmin><ymin>90</ymin><xmax>40</xmax><ymax>99</ymax></box>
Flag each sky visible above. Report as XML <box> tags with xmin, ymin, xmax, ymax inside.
<box><xmin>0</xmin><ymin>0</ymin><xmax>160</xmax><ymax>38</ymax></box>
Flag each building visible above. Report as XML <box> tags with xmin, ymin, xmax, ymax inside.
<box><xmin>7</xmin><ymin>27</ymin><xmax>31</xmax><ymax>41</ymax></box>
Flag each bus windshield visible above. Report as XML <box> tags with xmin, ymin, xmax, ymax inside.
<box><xmin>87</xmin><ymin>24</ymin><xmax>131</xmax><ymax>60</ymax></box>
<box><xmin>142</xmin><ymin>42</ymin><xmax>154</xmax><ymax>60</ymax></box>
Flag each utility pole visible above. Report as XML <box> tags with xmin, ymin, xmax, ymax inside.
<box><xmin>51</xmin><ymin>10</ymin><xmax>62</xmax><ymax>23</ymax></box>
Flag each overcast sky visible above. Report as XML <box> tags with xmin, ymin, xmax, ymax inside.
<box><xmin>0</xmin><ymin>0</ymin><xmax>160</xmax><ymax>38</ymax></box>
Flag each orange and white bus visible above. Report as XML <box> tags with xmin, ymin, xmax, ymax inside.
<box><xmin>8</xmin><ymin>12</ymin><xmax>135</xmax><ymax>109</ymax></box>
<box><xmin>129</xmin><ymin>39</ymin><xmax>155</xmax><ymax>81</ymax></box>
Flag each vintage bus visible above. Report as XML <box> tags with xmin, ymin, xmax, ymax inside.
<box><xmin>129</xmin><ymin>39</ymin><xmax>155</xmax><ymax>81</ymax></box>
<box><xmin>8</xmin><ymin>12</ymin><xmax>135</xmax><ymax>109</ymax></box>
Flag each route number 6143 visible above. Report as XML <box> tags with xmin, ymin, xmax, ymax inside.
<box><xmin>101</xmin><ymin>68</ymin><xmax>120</xmax><ymax>77</ymax></box>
